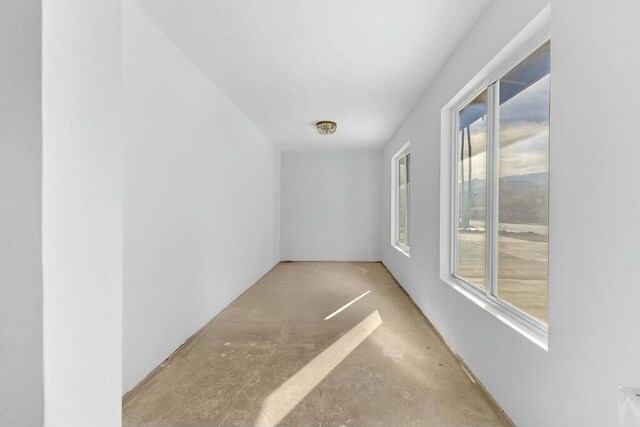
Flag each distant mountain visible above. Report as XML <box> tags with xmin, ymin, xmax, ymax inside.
<box><xmin>459</xmin><ymin>172</ymin><xmax>548</xmax><ymax>192</ymax></box>
<box><xmin>502</xmin><ymin>171</ymin><xmax>548</xmax><ymax>186</ymax></box>
<box><xmin>459</xmin><ymin>172</ymin><xmax>549</xmax><ymax>224</ymax></box>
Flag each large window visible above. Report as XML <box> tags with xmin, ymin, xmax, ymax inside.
<box><xmin>452</xmin><ymin>40</ymin><xmax>550</xmax><ymax>332</ymax></box>
<box><xmin>392</xmin><ymin>143</ymin><xmax>410</xmax><ymax>255</ymax></box>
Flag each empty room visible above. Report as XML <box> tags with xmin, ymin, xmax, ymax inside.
<box><xmin>2</xmin><ymin>0</ymin><xmax>640</xmax><ymax>426</ymax></box>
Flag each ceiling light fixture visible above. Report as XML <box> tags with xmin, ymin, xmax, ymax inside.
<box><xmin>316</xmin><ymin>121</ymin><xmax>337</xmax><ymax>135</ymax></box>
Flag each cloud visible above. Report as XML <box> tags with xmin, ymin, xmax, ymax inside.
<box><xmin>500</xmin><ymin>74</ymin><xmax>550</xmax><ymax>125</ymax></box>
<box><xmin>457</xmin><ymin>73</ymin><xmax>550</xmax><ymax>180</ymax></box>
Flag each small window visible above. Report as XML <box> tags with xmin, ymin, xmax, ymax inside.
<box><xmin>452</xmin><ymin>40</ymin><xmax>550</xmax><ymax>330</ymax></box>
<box><xmin>392</xmin><ymin>143</ymin><xmax>410</xmax><ymax>255</ymax></box>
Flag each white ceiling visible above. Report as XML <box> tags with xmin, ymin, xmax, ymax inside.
<box><xmin>135</xmin><ymin>0</ymin><xmax>492</xmax><ymax>150</ymax></box>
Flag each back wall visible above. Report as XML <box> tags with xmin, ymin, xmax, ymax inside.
<box><xmin>281</xmin><ymin>151</ymin><xmax>381</xmax><ymax>261</ymax></box>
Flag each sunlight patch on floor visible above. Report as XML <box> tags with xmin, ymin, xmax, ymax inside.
<box><xmin>324</xmin><ymin>290</ymin><xmax>371</xmax><ymax>320</ymax></box>
<box><xmin>255</xmin><ymin>310</ymin><xmax>382</xmax><ymax>427</ymax></box>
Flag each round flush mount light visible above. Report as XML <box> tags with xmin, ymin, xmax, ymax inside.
<box><xmin>316</xmin><ymin>121</ymin><xmax>337</xmax><ymax>135</ymax></box>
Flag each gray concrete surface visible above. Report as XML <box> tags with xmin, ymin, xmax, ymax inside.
<box><xmin>123</xmin><ymin>262</ymin><xmax>510</xmax><ymax>426</ymax></box>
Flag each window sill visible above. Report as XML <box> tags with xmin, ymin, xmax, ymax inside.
<box><xmin>392</xmin><ymin>243</ymin><xmax>410</xmax><ymax>258</ymax></box>
<box><xmin>442</xmin><ymin>275</ymin><xmax>548</xmax><ymax>351</ymax></box>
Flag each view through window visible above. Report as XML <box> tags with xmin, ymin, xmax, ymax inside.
<box><xmin>397</xmin><ymin>154</ymin><xmax>410</xmax><ymax>248</ymax></box>
<box><xmin>454</xmin><ymin>41</ymin><xmax>550</xmax><ymax>325</ymax></box>
<box><xmin>497</xmin><ymin>42</ymin><xmax>550</xmax><ymax>323</ymax></box>
<box><xmin>456</xmin><ymin>89</ymin><xmax>487</xmax><ymax>290</ymax></box>
<box><xmin>394</xmin><ymin>146</ymin><xmax>410</xmax><ymax>253</ymax></box>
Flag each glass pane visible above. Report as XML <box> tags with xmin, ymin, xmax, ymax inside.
<box><xmin>406</xmin><ymin>153</ymin><xmax>410</xmax><ymax>248</ymax></box>
<box><xmin>456</xmin><ymin>89</ymin><xmax>488</xmax><ymax>289</ymax></box>
<box><xmin>497</xmin><ymin>41</ymin><xmax>550</xmax><ymax>324</ymax></box>
<box><xmin>397</xmin><ymin>155</ymin><xmax>408</xmax><ymax>247</ymax></box>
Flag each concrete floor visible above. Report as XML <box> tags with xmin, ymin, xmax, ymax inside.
<box><xmin>123</xmin><ymin>262</ymin><xmax>511</xmax><ymax>426</ymax></box>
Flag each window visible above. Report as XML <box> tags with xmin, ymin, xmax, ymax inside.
<box><xmin>496</xmin><ymin>43</ymin><xmax>550</xmax><ymax>325</ymax></box>
<box><xmin>456</xmin><ymin>89</ymin><xmax>488</xmax><ymax>290</ymax></box>
<box><xmin>392</xmin><ymin>143</ymin><xmax>410</xmax><ymax>255</ymax></box>
<box><xmin>450</xmin><ymin>39</ymin><xmax>550</xmax><ymax>338</ymax></box>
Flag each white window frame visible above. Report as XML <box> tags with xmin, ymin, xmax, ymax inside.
<box><xmin>439</xmin><ymin>6</ymin><xmax>550</xmax><ymax>350</ymax></box>
<box><xmin>391</xmin><ymin>142</ymin><xmax>411</xmax><ymax>257</ymax></box>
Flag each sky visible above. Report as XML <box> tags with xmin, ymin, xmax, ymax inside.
<box><xmin>459</xmin><ymin>74</ymin><xmax>550</xmax><ymax>180</ymax></box>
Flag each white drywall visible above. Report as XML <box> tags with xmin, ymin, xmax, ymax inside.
<box><xmin>0</xmin><ymin>0</ymin><xmax>43</xmax><ymax>425</ymax></box>
<box><xmin>281</xmin><ymin>151</ymin><xmax>381</xmax><ymax>261</ymax></box>
<box><xmin>42</xmin><ymin>1</ymin><xmax>123</xmax><ymax>426</ymax></box>
<box><xmin>381</xmin><ymin>0</ymin><xmax>640</xmax><ymax>426</ymax></box>
<box><xmin>122</xmin><ymin>0</ymin><xmax>281</xmax><ymax>393</ymax></box>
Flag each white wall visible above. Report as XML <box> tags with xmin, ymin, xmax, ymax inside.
<box><xmin>0</xmin><ymin>1</ymin><xmax>43</xmax><ymax>425</ymax></box>
<box><xmin>381</xmin><ymin>0</ymin><xmax>640</xmax><ymax>426</ymax></box>
<box><xmin>122</xmin><ymin>0</ymin><xmax>281</xmax><ymax>393</ymax></box>
<box><xmin>42</xmin><ymin>1</ymin><xmax>123</xmax><ymax>426</ymax></box>
<box><xmin>281</xmin><ymin>151</ymin><xmax>381</xmax><ymax>261</ymax></box>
